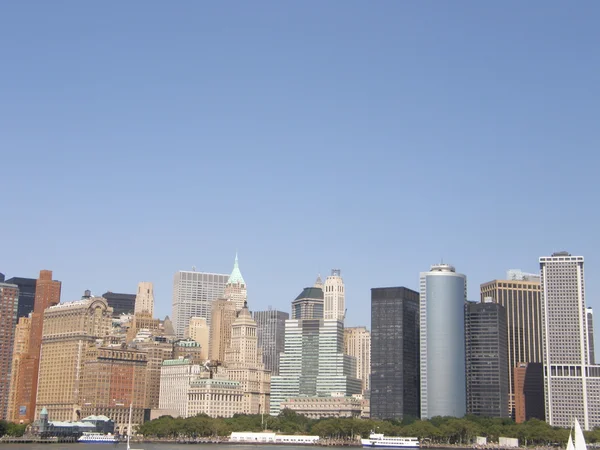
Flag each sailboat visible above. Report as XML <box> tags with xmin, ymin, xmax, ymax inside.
<box><xmin>126</xmin><ymin>403</ymin><xmax>143</xmax><ymax>450</ymax></box>
<box><xmin>566</xmin><ymin>418</ymin><xmax>587</xmax><ymax>450</ymax></box>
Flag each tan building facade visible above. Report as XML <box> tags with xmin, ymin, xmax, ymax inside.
<box><xmin>223</xmin><ymin>303</ymin><xmax>270</xmax><ymax>415</ymax></box>
<box><xmin>136</xmin><ymin>340</ymin><xmax>173</xmax><ymax>409</ymax></box>
<box><xmin>224</xmin><ymin>254</ymin><xmax>247</xmax><ymax>311</ymax></box>
<box><xmin>344</xmin><ymin>327</ymin><xmax>371</xmax><ymax>393</ymax></box>
<box><xmin>35</xmin><ymin>296</ymin><xmax>112</xmax><ymax>422</ymax></box>
<box><xmin>7</xmin><ymin>316</ymin><xmax>31</xmax><ymax>422</ymax></box>
<box><xmin>134</xmin><ymin>282</ymin><xmax>155</xmax><ymax>317</ymax></box>
<box><xmin>80</xmin><ymin>346</ymin><xmax>148</xmax><ymax>434</ymax></box>
<box><xmin>184</xmin><ymin>317</ymin><xmax>209</xmax><ymax>359</ymax></box>
<box><xmin>0</xmin><ymin>282</ymin><xmax>20</xmax><ymax>420</ymax></box>
<box><xmin>209</xmin><ymin>299</ymin><xmax>237</xmax><ymax>363</ymax></box>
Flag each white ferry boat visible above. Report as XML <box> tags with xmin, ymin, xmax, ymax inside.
<box><xmin>361</xmin><ymin>433</ymin><xmax>419</xmax><ymax>449</ymax></box>
<box><xmin>78</xmin><ymin>432</ymin><xmax>120</xmax><ymax>444</ymax></box>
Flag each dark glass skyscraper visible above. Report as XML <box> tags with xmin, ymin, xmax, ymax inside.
<box><xmin>465</xmin><ymin>300</ymin><xmax>509</xmax><ymax>418</ymax></box>
<box><xmin>5</xmin><ymin>277</ymin><xmax>36</xmax><ymax>319</ymax></box>
<box><xmin>102</xmin><ymin>291</ymin><xmax>136</xmax><ymax>316</ymax></box>
<box><xmin>370</xmin><ymin>287</ymin><xmax>420</xmax><ymax>420</ymax></box>
<box><xmin>254</xmin><ymin>309</ymin><xmax>289</xmax><ymax>375</ymax></box>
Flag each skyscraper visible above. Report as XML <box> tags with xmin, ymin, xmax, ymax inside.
<box><xmin>588</xmin><ymin>307</ymin><xmax>595</xmax><ymax>365</ymax></box>
<box><xmin>254</xmin><ymin>309</ymin><xmax>289</xmax><ymax>375</ymax></box>
<box><xmin>224</xmin><ymin>254</ymin><xmax>247</xmax><ymax>311</ymax></box>
<box><xmin>208</xmin><ymin>298</ymin><xmax>237</xmax><ymax>363</ymax></box>
<box><xmin>5</xmin><ymin>277</ymin><xmax>36</xmax><ymax>319</ymax></box>
<box><xmin>465</xmin><ymin>300</ymin><xmax>509</xmax><ymax>418</ymax></box>
<box><xmin>344</xmin><ymin>327</ymin><xmax>371</xmax><ymax>394</ymax></box>
<box><xmin>0</xmin><ymin>281</ymin><xmax>19</xmax><ymax>419</ymax></box>
<box><xmin>135</xmin><ymin>282</ymin><xmax>155</xmax><ymax>316</ymax></box>
<box><xmin>184</xmin><ymin>317</ymin><xmax>209</xmax><ymax>360</ymax></box>
<box><xmin>36</xmin><ymin>295</ymin><xmax>113</xmax><ymax>421</ymax></box>
<box><xmin>480</xmin><ymin>274</ymin><xmax>542</xmax><ymax>417</ymax></box>
<box><xmin>102</xmin><ymin>291</ymin><xmax>136</xmax><ymax>316</ymax></box>
<box><xmin>10</xmin><ymin>270</ymin><xmax>61</xmax><ymax>423</ymax></box>
<box><xmin>540</xmin><ymin>251</ymin><xmax>600</xmax><ymax>430</ymax></box>
<box><xmin>370</xmin><ymin>287</ymin><xmax>419</xmax><ymax>420</ymax></box>
<box><xmin>6</xmin><ymin>316</ymin><xmax>31</xmax><ymax>422</ymax></box>
<box><xmin>291</xmin><ymin>287</ymin><xmax>324</xmax><ymax>320</ymax></box>
<box><xmin>420</xmin><ymin>264</ymin><xmax>466</xmax><ymax>419</ymax></box>
<box><xmin>172</xmin><ymin>270</ymin><xmax>229</xmax><ymax>337</ymax></box>
<box><xmin>324</xmin><ymin>269</ymin><xmax>345</xmax><ymax>321</ymax></box>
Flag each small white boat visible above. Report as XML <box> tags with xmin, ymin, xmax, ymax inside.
<box><xmin>361</xmin><ymin>433</ymin><xmax>419</xmax><ymax>448</ymax></box>
<box><xmin>78</xmin><ymin>432</ymin><xmax>119</xmax><ymax>444</ymax></box>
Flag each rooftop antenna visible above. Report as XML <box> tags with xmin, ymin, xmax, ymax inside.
<box><xmin>192</xmin><ymin>265</ymin><xmax>196</xmax><ymax>272</ymax></box>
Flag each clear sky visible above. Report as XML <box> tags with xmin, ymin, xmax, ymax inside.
<box><xmin>1</xmin><ymin>2</ymin><xmax>599</xmax><ymax>338</ymax></box>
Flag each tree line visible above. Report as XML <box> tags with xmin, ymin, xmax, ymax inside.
<box><xmin>137</xmin><ymin>409</ymin><xmax>600</xmax><ymax>446</ymax></box>
<box><xmin>0</xmin><ymin>420</ymin><xmax>27</xmax><ymax>437</ymax></box>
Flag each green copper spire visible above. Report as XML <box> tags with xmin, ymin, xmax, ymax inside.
<box><xmin>227</xmin><ymin>252</ymin><xmax>246</xmax><ymax>285</ymax></box>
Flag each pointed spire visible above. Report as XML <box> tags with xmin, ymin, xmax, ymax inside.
<box><xmin>227</xmin><ymin>252</ymin><xmax>246</xmax><ymax>286</ymax></box>
<box><xmin>314</xmin><ymin>274</ymin><xmax>323</xmax><ymax>289</ymax></box>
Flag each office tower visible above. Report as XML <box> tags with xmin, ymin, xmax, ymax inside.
<box><xmin>254</xmin><ymin>309</ymin><xmax>289</xmax><ymax>375</ymax></box>
<box><xmin>465</xmin><ymin>300</ymin><xmax>509</xmax><ymax>417</ymax></box>
<box><xmin>344</xmin><ymin>327</ymin><xmax>371</xmax><ymax>394</ymax></box>
<box><xmin>7</xmin><ymin>317</ymin><xmax>31</xmax><ymax>422</ymax></box>
<box><xmin>159</xmin><ymin>359</ymin><xmax>203</xmax><ymax>417</ymax></box>
<box><xmin>135</xmin><ymin>339</ymin><xmax>174</xmax><ymax>409</ymax></box>
<box><xmin>35</xmin><ymin>295</ymin><xmax>112</xmax><ymax>421</ymax></box>
<box><xmin>0</xmin><ymin>273</ymin><xmax>4</xmax><ymax>282</ymax></box>
<box><xmin>324</xmin><ymin>269</ymin><xmax>345</xmax><ymax>321</ymax></box>
<box><xmin>172</xmin><ymin>270</ymin><xmax>229</xmax><ymax>337</ymax></box>
<box><xmin>5</xmin><ymin>277</ymin><xmax>36</xmax><ymax>319</ymax></box>
<box><xmin>209</xmin><ymin>298</ymin><xmax>237</xmax><ymax>363</ymax></box>
<box><xmin>184</xmin><ymin>317</ymin><xmax>209</xmax><ymax>360</ymax></box>
<box><xmin>102</xmin><ymin>291</ymin><xmax>136</xmax><ymax>316</ymax></box>
<box><xmin>291</xmin><ymin>287</ymin><xmax>324</xmax><ymax>320</ymax></box>
<box><xmin>224</xmin><ymin>254</ymin><xmax>247</xmax><ymax>311</ymax></box>
<box><xmin>480</xmin><ymin>275</ymin><xmax>542</xmax><ymax>417</ymax></box>
<box><xmin>514</xmin><ymin>362</ymin><xmax>544</xmax><ymax>423</ymax></box>
<box><xmin>224</xmin><ymin>302</ymin><xmax>270</xmax><ymax>415</ymax></box>
<box><xmin>588</xmin><ymin>307</ymin><xmax>595</xmax><ymax>365</ymax></box>
<box><xmin>420</xmin><ymin>264</ymin><xmax>466</xmax><ymax>419</ymax></box>
<box><xmin>540</xmin><ymin>251</ymin><xmax>600</xmax><ymax>430</ymax></box>
<box><xmin>370</xmin><ymin>287</ymin><xmax>419</xmax><ymax>419</ymax></box>
<box><xmin>0</xmin><ymin>282</ymin><xmax>19</xmax><ymax>419</ymax></box>
<box><xmin>135</xmin><ymin>281</ymin><xmax>155</xmax><ymax>316</ymax></box>
<box><xmin>10</xmin><ymin>270</ymin><xmax>61</xmax><ymax>423</ymax></box>
<box><xmin>80</xmin><ymin>347</ymin><xmax>148</xmax><ymax>434</ymax></box>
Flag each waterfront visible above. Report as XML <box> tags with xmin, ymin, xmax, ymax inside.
<box><xmin>0</xmin><ymin>445</ymin><xmax>354</xmax><ymax>450</ymax></box>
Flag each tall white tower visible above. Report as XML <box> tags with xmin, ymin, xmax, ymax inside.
<box><xmin>540</xmin><ymin>251</ymin><xmax>600</xmax><ymax>430</ymax></box>
<box><xmin>324</xmin><ymin>269</ymin><xmax>345</xmax><ymax>321</ymax></box>
<box><xmin>135</xmin><ymin>282</ymin><xmax>155</xmax><ymax>316</ymax></box>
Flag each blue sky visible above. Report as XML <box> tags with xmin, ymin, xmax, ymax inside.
<box><xmin>1</xmin><ymin>2</ymin><xmax>599</xmax><ymax>338</ymax></box>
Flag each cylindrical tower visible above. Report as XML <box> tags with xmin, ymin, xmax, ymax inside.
<box><xmin>419</xmin><ymin>264</ymin><xmax>466</xmax><ymax>419</ymax></box>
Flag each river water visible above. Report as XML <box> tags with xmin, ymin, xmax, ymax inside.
<box><xmin>0</xmin><ymin>445</ymin><xmax>357</xmax><ymax>450</ymax></box>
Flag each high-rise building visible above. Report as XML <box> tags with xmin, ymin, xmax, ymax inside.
<box><xmin>480</xmin><ymin>275</ymin><xmax>542</xmax><ymax>417</ymax></box>
<box><xmin>135</xmin><ymin>282</ymin><xmax>155</xmax><ymax>316</ymax></box>
<box><xmin>224</xmin><ymin>254</ymin><xmax>247</xmax><ymax>311</ymax></box>
<box><xmin>540</xmin><ymin>251</ymin><xmax>600</xmax><ymax>430</ymax></box>
<box><xmin>80</xmin><ymin>346</ymin><xmax>148</xmax><ymax>433</ymax></box>
<box><xmin>291</xmin><ymin>287</ymin><xmax>324</xmax><ymax>320</ymax></box>
<box><xmin>35</xmin><ymin>295</ymin><xmax>112</xmax><ymax>421</ymax></box>
<box><xmin>370</xmin><ymin>287</ymin><xmax>419</xmax><ymax>420</ymax></box>
<box><xmin>10</xmin><ymin>270</ymin><xmax>61</xmax><ymax>423</ymax></box>
<box><xmin>172</xmin><ymin>271</ymin><xmax>229</xmax><ymax>337</ymax></box>
<box><xmin>224</xmin><ymin>302</ymin><xmax>270</xmax><ymax>415</ymax></box>
<box><xmin>344</xmin><ymin>327</ymin><xmax>371</xmax><ymax>394</ymax></box>
<box><xmin>159</xmin><ymin>358</ymin><xmax>203</xmax><ymax>417</ymax></box>
<box><xmin>420</xmin><ymin>264</ymin><xmax>466</xmax><ymax>419</ymax></box>
<box><xmin>465</xmin><ymin>300</ymin><xmax>509</xmax><ymax>418</ymax></box>
<box><xmin>514</xmin><ymin>362</ymin><xmax>544</xmax><ymax>423</ymax></box>
<box><xmin>6</xmin><ymin>316</ymin><xmax>31</xmax><ymax>422</ymax></box>
<box><xmin>254</xmin><ymin>309</ymin><xmax>289</xmax><ymax>375</ymax></box>
<box><xmin>588</xmin><ymin>307</ymin><xmax>595</xmax><ymax>365</ymax></box>
<box><xmin>102</xmin><ymin>291</ymin><xmax>136</xmax><ymax>316</ymax></box>
<box><xmin>208</xmin><ymin>299</ymin><xmax>237</xmax><ymax>363</ymax></box>
<box><xmin>324</xmin><ymin>269</ymin><xmax>345</xmax><ymax>321</ymax></box>
<box><xmin>5</xmin><ymin>277</ymin><xmax>36</xmax><ymax>319</ymax></box>
<box><xmin>184</xmin><ymin>317</ymin><xmax>209</xmax><ymax>360</ymax></box>
<box><xmin>0</xmin><ymin>282</ymin><xmax>19</xmax><ymax>419</ymax></box>
<box><xmin>135</xmin><ymin>339</ymin><xmax>174</xmax><ymax>409</ymax></box>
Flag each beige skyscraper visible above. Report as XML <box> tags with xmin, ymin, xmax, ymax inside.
<box><xmin>224</xmin><ymin>302</ymin><xmax>270</xmax><ymax>415</ymax></box>
<box><xmin>35</xmin><ymin>295</ymin><xmax>113</xmax><ymax>421</ymax></box>
<box><xmin>185</xmin><ymin>317</ymin><xmax>209</xmax><ymax>360</ymax></box>
<box><xmin>135</xmin><ymin>282</ymin><xmax>154</xmax><ymax>316</ymax></box>
<box><xmin>324</xmin><ymin>269</ymin><xmax>345</xmax><ymax>321</ymax></box>
<box><xmin>224</xmin><ymin>254</ymin><xmax>247</xmax><ymax>311</ymax></box>
<box><xmin>209</xmin><ymin>299</ymin><xmax>237</xmax><ymax>363</ymax></box>
<box><xmin>7</xmin><ymin>317</ymin><xmax>31</xmax><ymax>422</ymax></box>
<box><xmin>344</xmin><ymin>327</ymin><xmax>371</xmax><ymax>393</ymax></box>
